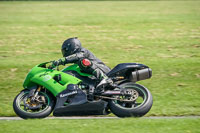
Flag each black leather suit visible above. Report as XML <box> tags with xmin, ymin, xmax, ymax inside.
<box><xmin>63</xmin><ymin>47</ymin><xmax>111</xmax><ymax>81</ymax></box>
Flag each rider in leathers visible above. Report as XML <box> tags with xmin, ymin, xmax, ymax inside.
<box><xmin>52</xmin><ymin>37</ymin><xmax>114</xmax><ymax>92</ymax></box>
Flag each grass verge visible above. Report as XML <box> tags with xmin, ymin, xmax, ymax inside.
<box><xmin>0</xmin><ymin>1</ymin><xmax>200</xmax><ymax>116</ymax></box>
<box><xmin>0</xmin><ymin>118</ymin><xmax>200</xmax><ymax>133</ymax></box>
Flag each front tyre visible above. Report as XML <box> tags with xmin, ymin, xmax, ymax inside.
<box><xmin>109</xmin><ymin>82</ymin><xmax>153</xmax><ymax>117</ymax></box>
<box><xmin>13</xmin><ymin>90</ymin><xmax>55</xmax><ymax>119</ymax></box>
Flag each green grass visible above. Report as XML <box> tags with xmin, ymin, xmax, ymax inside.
<box><xmin>0</xmin><ymin>118</ymin><xmax>200</xmax><ymax>133</ymax></box>
<box><xmin>0</xmin><ymin>1</ymin><xmax>200</xmax><ymax>116</ymax></box>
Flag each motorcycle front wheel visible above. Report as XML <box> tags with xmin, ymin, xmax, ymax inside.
<box><xmin>13</xmin><ymin>90</ymin><xmax>55</xmax><ymax>119</ymax></box>
<box><xmin>109</xmin><ymin>82</ymin><xmax>153</xmax><ymax>117</ymax></box>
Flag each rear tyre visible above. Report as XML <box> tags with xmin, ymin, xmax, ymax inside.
<box><xmin>109</xmin><ymin>82</ymin><xmax>153</xmax><ymax>117</ymax></box>
<box><xmin>13</xmin><ymin>90</ymin><xmax>55</xmax><ymax>119</ymax></box>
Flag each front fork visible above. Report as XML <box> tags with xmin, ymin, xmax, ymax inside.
<box><xmin>30</xmin><ymin>86</ymin><xmax>42</xmax><ymax>102</ymax></box>
<box><xmin>33</xmin><ymin>86</ymin><xmax>41</xmax><ymax>97</ymax></box>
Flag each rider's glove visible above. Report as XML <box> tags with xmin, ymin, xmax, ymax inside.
<box><xmin>52</xmin><ymin>57</ymin><xmax>66</xmax><ymax>67</ymax></box>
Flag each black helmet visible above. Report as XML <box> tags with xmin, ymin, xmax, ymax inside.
<box><xmin>61</xmin><ymin>37</ymin><xmax>82</xmax><ymax>57</ymax></box>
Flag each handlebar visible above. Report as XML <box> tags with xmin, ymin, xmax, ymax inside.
<box><xmin>48</xmin><ymin>61</ymin><xmax>60</xmax><ymax>71</ymax></box>
<box><xmin>38</xmin><ymin>61</ymin><xmax>59</xmax><ymax>71</ymax></box>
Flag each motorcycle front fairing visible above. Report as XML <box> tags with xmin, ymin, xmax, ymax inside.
<box><xmin>23</xmin><ymin>63</ymin><xmax>82</xmax><ymax>97</ymax></box>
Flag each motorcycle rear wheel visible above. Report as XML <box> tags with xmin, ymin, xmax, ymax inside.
<box><xmin>108</xmin><ymin>82</ymin><xmax>153</xmax><ymax>117</ymax></box>
<box><xmin>13</xmin><ymin>90</ymin><xmax>55</xmax><ymax>119</ymax></box>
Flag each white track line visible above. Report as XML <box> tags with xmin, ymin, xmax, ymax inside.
<box><xmin>0</xmin><ymin>116</ymin><xmax>200</xmax><ymax>120</ymax></box>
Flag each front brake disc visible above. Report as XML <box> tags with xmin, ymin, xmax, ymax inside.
<box><xmin>23</xmin><ymin>96</ymin><xmax>42</xmax><ymax>110</ymax></box>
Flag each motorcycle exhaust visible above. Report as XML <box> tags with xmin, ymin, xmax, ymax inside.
<box><xmin>129</xmin><ymin>68</ymin><xmax>152</xmax><ymax>82</ymax></box>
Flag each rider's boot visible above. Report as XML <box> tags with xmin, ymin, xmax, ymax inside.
<box><xmin>95</xmin><ymin>78</ymin><xmax>119</xmax><ymax>94</ymax></box>
<box><xmin>96</xmin><ymin>78</ymin><xmax>113</xmax><ymax>89</ymax></box>
<box><xmin>92</xmin><ymin>68</ymin><xmax>118</xmax><ymax>94</ymax></box>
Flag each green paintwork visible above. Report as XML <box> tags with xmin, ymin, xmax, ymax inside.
<box><xmin>23</xmin><ymin>62</ymin><xmax>82</xmax><ymax>96</ymax></box>
<box><xmin>61</xmin><ymin>64</ymin><xmax>92</xmax><ymax>77</ymax></box>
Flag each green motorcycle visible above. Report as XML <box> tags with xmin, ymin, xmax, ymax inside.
<box><xmin>13</xmin><ymin>62</ymin><xmax>153</xmax><ymax>119</ymax></box>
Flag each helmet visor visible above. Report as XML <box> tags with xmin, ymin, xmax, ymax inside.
<box><xmin>62</xmin><ymin>48</ymin><xmax>69</xmax><ymax>57</ymax></box>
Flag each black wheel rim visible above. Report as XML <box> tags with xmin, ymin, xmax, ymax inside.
<box><xmin>112</xmin><ymin>84</ymin><xmax>148</xmax><ymax>109</ymax></box>
<box><xmin>16</xmin><ymin>91</ymin><xmax>50</xmax><ymax>114</ymax></box>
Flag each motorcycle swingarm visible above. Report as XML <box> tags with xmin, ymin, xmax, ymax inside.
<box><xmin>101</xmin><ymin>90</ymin><xmax>131</xmax><ymax>96</ymax></box>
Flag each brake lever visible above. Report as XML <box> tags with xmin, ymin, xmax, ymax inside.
<box><xmin>57</xmin><ymin>65</ymin><xmax>59</xmax><ymax>71</ymax></box>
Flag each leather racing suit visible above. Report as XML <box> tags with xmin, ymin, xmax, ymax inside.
<box><xmin>61</xmin><ymin>47</ymin><xmax>111</xmax><ymax>82</ymax></box>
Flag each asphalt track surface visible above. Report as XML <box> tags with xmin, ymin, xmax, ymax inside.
<box><xmin>0</xmin><ymin>116</ymin><xmax>199</xmax><ymax>120</ymax></box>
